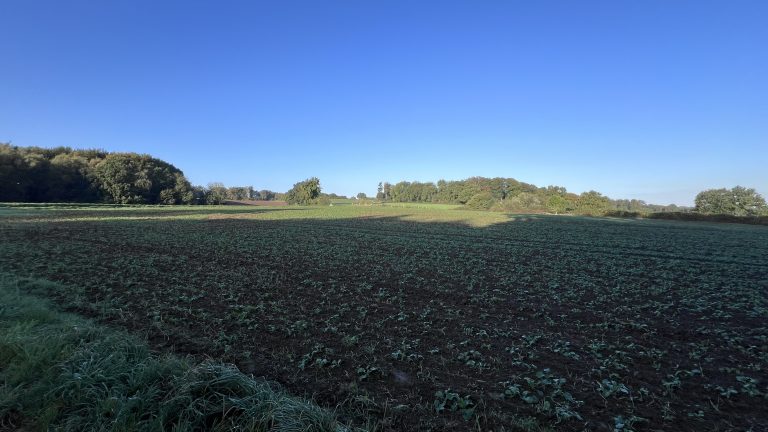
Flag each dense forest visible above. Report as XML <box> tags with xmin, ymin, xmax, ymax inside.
<box><xmin>0</xmin><ymin>144</ymin><xmax>277</xmax><ymax>205</ymax></box>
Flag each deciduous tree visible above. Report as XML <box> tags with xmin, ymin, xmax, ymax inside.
<box><xmin>285</xmin><ymin>177</ymin><xmax>321</xmax><ymax>205</ymax></box>
<box><xmin>695</xmin><ymin>187</ymin><xmax>767</xmax><ymax>216</ymax></box>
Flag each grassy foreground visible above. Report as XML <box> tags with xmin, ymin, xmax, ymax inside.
<box><xmin>0</xmin><ymin>275</ymin><xmax>354</xmax><ymax>432</ymax></box>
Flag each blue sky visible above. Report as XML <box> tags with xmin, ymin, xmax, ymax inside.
<box><xmin>1</xmin><ymin>1</ymin><xmax>766</xmax><ymax>205</ymax></box>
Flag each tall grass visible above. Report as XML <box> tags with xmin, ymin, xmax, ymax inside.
<box><xmin>0</xmin><ymin>276</ymin><xmax>353</xmax><ymax>431</ymax></box>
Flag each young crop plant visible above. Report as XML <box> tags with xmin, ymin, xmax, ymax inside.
<box><xmin>456</xmin><ymin>349</ymin><xmax>487</xmax><ymax>369</ymax></box>
<box><xmin>433</xmin><ymin>390</ymin><xmax>476</xmax><ymax>421</ymax></box>
<box><xmin>550</xmin><ymin>340</ymin><xmax>581</xmax><ymax>360</ymax></box>
<box><xmin>501</xmin><ymin>368</ymin><xmax>583</xmax><ymax>423</ymax></box>
<box><xmin>356</xmin><ymin>365</ymin><xmax>382</xmax><ymax>381</ymax></box>
<box><xmin>736</xmin><ymin>375</ymin><xmax>763</xmax><ymax>397</ymax></box>
<box><xmin>661</xmin><ymin>372</ymin><xmax>683</xmax><ymax>395</ymax></box>
<box><xmin>390</xmin><ymin>339</ymin><xmax>423</xmax><ymax>363</ymax></box>
<box><xmin>596</xmin><ymin>379</ymin><xmax>630</xmax><ymax>400</ymax></box>
<box><xmin>286</xmin><ymin>319</ymin><xmax>310</xmax><ymax>337</ymax></box>
<box><xmin>298</xmin><ymin>344</ymin><xmax>342</xmax><ymax>370</ymax></box>
<box><xmin>613</xmin><ymin>415</ymin><xmax>648</xmax><ymax>432</ymax></box>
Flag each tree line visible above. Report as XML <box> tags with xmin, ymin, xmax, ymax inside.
<box><xmin>0</xmin><ymin>144</ymin><xmax>278</xmax><ymax>205</ymax></box>
<box><xmin>373</xmin><ymin>178</ymin><xmax>684</xmax><ymax>215</ymax></box>
<box><xmin>373</xmin><ymin>178</ymin><xmax>767</xmax><ymax>217</ymax></box>
<box><xmin>0</xmin><ymin>144</ymin><xmax>191</xmax><ymax>204</ymax></box>
<box><xmin>201</xmin><ymin>183</ymin><xmax>281</xmax><ymax>205</ymax></box>
<box><xmin>3</xmin><ymin>144</ymin><xmax>764</xmax><ymax>217</ymax></box>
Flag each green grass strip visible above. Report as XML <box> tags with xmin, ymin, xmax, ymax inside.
<box><xmin>0</xmin><ymin>276</ymin><xmax>353</xmax><ymax>432</ymax></box>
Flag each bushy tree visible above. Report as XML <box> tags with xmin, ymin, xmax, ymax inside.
<box><xmin>576</xmin><ymin>191</ymin><xmax>611</xmax><ymax>215</ymax></box>
<box><xmin>547</xmin><ymin>194</ymin><xmax>569</xmax><ymax>214</ymax></box>
<box><xmin>205</xmin><ymin>182</ymin><xmax>228</xmax><ymax>205</ymax></box>
<box><xmin>695</xmin><ymin>186</ymin><xmax>767</xmax><ymax>216</ymax></box>
<box><xmin>494</xmin><ymin>192</ymin><xmax>546</xmax><ymax>212</ymax></box>
<box><xmin>94</xmin><ymin>153</ymin><xmax>193</xmax><ymax>204</ymax></box>
<box><xmin>465</xmin><ymin>191</ymin><xmax>496</xmax><ymax>210</ymax></box>
<box><xmin>285</xmin><ymin>177</ymin><xmax>321</xmax><ymax>205</ymax></box>
<box><xmin>165</xmin><ymin>173</ymin><xmax>194</xmax><ymax>204</ymax></box>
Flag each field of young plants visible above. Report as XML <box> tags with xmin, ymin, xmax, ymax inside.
<box><xmin>1</xmin><ymin>204</ymin><xmax>766</xmax><ymax>431</ymax></box>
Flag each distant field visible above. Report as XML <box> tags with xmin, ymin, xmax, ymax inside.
<box><xmin>1</xmin><ymin>204</ymin><xmax>767</xmax><ymax>431</ymax></box>
<box><xmin>224</xmin><ymin>200</ymin><xmax>289</xmax><ymax>206</ymax></box>
<box><xmin>381</xmin><ymin>202</ymin><xmax>463</xmax><ymax>210</ymax></box>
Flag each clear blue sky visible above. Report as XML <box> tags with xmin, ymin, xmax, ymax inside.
<box><xmin>2</xmin><ymin>1</ymin><xmax>766</xmax><ymax>205</ymax></box>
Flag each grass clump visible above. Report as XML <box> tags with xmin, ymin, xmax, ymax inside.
<box><xmin>0</xmin><ymin>276</ymin><xmax>351</xmax><ymax>431</ymax></box>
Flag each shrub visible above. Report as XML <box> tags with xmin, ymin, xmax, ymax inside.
<box><xmin>465</xmin><ymin>191</ymin><xmax>497</xmax><ymax>210</ymax></box>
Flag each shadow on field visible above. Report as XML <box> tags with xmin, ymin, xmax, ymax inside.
<box><xmin>0</xmin><ymin>205</ymin><xmax>309</xmax><ymax>221</ymax></box>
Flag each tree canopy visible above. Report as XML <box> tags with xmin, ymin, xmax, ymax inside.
<box><xmin>94</xmin><ymin>153</ymin><xmax>193</xmax><ymax>204</ymax></box>
<box><xmin>0</xmin><ymin>144</ymin><xmax>195</xmax><ymax>204</ymax></box>
<box><xmin>695</xmin><ymin>187</ymin><xmax>767</xmax><ymax>216</ymax></box>
<box><xmin>0</xmin><ymin>144</ymin><xmax>287</xmax><ymax>205</ymax></box>
<box><xmin>285</xmin><ymin>177</ymin><xmax>321</xmax><ymax>205</ymax></box>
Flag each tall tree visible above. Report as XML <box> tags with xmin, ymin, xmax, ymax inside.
<box><xmin>376</xmin><ymin>182</ymin><xmax>392</xmax><ymax>200</ymax></box>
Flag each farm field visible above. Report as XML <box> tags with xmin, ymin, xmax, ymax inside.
<box><xmin>1</xmin><ymin>204</ymin><xmax>767</xmax><ymax>431</ymax></box>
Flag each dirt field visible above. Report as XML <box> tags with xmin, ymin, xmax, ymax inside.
<box><xmin>1</xmin><ymin>205</ymin><xmax>766</xmax><ymax>431</ymax></box>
